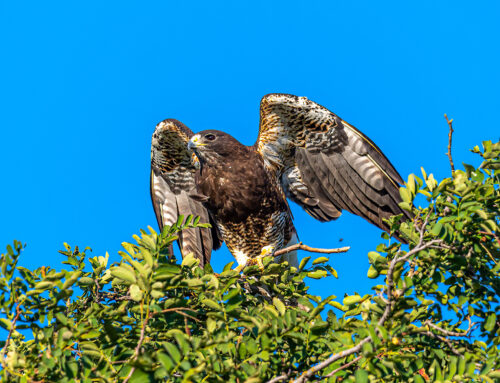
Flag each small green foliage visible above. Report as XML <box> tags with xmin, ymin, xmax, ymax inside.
<box><xmin>0</xmin><ymin>141</ymin><xmax>499</xmax><ymax>382</ymax></box>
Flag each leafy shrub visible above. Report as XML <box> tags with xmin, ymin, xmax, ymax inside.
<box><xmin>1</xmin><ymin>140</ymin><xmax>499</xmax><ymax>382</ymax></box>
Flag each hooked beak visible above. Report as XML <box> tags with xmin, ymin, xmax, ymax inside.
<box><xmin>188</xmin><ymin>134</ymin><xmax>204</xmax><ymax>151</ymax></box>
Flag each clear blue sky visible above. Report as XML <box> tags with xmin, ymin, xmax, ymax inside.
<box><xmin>1</xmin><ymin>1</ymin><xmax>499</xmax><ymax>300</ymax></box>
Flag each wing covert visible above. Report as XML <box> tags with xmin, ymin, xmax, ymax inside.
<box><xmin>255</xmin><ymin>94</ymin><xmax>410</xmax><ymax>233</ymax></box>
<box><xmin>151</xmin><ymin>119</ymin><xmax>221</xmax><ymax>266</ymax></box>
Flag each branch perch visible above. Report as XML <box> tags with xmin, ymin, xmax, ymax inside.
<box><xmin>274</xmin><ymin>242</ymin><xmax>350</xmax><ymax>257</ymax></box>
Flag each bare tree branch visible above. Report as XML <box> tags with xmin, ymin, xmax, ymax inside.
<box><xmin>293</xmin><ymin>338</ymin><xmax>371</xmax><ymax>383</ymax></box>
<box><xmin>444</xmin><ymin>114</ymin><xmax>455</xmax><ymax>173</ymax></box>
<box><xmin>274</xmin><ymin>242</ymin><xmax>350</xmax><ymax>257</ymax></box>
<box><xmin>323</xmin><ymin>355</ymin><xmax>363</xmax><ymax>378</ymax></box>
<box><xmin>424</xmin><ymin>319</ymin><xmax>476</xmax><ymax>338</ymax></box>
<box><xmin>422</xmin><ymin>331</ymin><xmax>462</xmax><ymax>357</ymax></box>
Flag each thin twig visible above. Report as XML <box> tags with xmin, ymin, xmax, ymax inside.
<box><xmin>94</xmin><ymin>279</ymin><xmax>101</xmax><ymax>303</ymax></box>
<box><xmin>379</xmin><ymin>239</ymin><xmax>442</xmax><ymax>327</ymax></box>
<box><xmin>294</xmin><ymin>338</ymin><xmax>371</xmax><ymax>382</ymax></box>
<box><xmin>480</xmin><ymin>243</ymin><xmax>498</xmax><ymax>265</ymax></box>
<box><xmin>123</xmin><ymin>307</ymin><xmax>150</xmax><ymax>383</ymax></box>
<box><xmin>153</xmin><ymin>307</ymin><xmax>201</xmax><ymax>322</ymax></box>
<box><xmin>424</xmin><ymin>319</ymin><xmax>475</xmax><ymax>338</ymax></box>
<box><xmin>267</xmin><ymin>370</ymin><xmax>292</xmax><ymax>383</ymax></box>
<box><xmin>478</xmin><ymin>231</ymin><xmax>500</xmax><ymax>246</ymax></box>
<box><xmin>100</xmin><ymin>291</ymin><xmax>133</xmax><ymax>302</ymax></box>
<box><xmin>422</xmin><ymin>331</ymin><xmax>462</xmax><ymax>356</ymax></box>
<box><xmin>274</xmin><ymin>242</ymin><xmax>350</xmax><ymax>257</ymax></box>
<box><xmin>120</xmin><ymin>304</ymin><xmax>202</xmax><ymax>381</ymax></box>
<box><xmin>184</xmin><ymin>317</ymin><xmax>191</xmax><ymax>336</ymax></box>
<box><xmin>0</xmin><ymin>303</ymin><xmax>21</xmax><ymax>361</ymax></box>
<box><xmin>123</xmin><ymin>366</ymin><xmax>135</xmax><ymax>382</ymax></box>
<box><xmin>444</xmin><ymin>114</ymin><xmax>455</xmax><ymax>173</ymax></box>
<box><xmin>323</xmin><ymin>355</ymin><xmax>363</xmax><ymax>378</ymax></box>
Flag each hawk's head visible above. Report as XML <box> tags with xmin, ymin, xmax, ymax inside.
<box><xmin>188</xmin><ymin>130</ymin><xmax>243</xmax><ymax>165</ymax></box>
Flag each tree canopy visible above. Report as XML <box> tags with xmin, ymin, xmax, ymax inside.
<box><xmin>1</xmin><ymin>139</ymin><xmax>499</xmax><ymax>382</ymax></box>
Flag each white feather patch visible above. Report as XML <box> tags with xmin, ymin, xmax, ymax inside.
<box><xmin>234</xmin><ymin>250</ymin><xmax>249</xmax><ymax>267</ymax></box>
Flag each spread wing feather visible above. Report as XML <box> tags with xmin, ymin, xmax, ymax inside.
<box><xmin>150</xmin><ymin>119</ymin><xmax>221</xmax><ymax>266</ymax></box>
<box><xmin>256</xmin><ymin>94</ymin><xmax>410</xmax><ymax>233</ymax></box>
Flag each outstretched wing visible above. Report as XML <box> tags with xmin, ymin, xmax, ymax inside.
<box><xmin>255</xmin><ymin>94</ymin><xmax>410</xmax><ymax>233</ymax></box>
<box><xmin>151</xmin><ymin>119</ymin><xmax>221</xmax><ymax>266</ymax></box>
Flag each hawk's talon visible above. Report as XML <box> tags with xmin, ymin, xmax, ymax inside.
<box><xmin>256</xmin><ymin>257</ymin><xmax>265</xmax><ymax>271</ymax></box>
<box><xmin>256</xmin><ymin>245</ymin><xmax>275</xmax><ymax>270</ymax></box>
<box><xmin>260</xmin><ymin>245</ymin><xmax>275</xmax><ymax>257</ymax></box>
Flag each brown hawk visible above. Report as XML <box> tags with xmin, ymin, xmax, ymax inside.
<box><xmin>150</xmin><ymin>94</ymin><xmax>410</xmax><ymax>270</ymax></box>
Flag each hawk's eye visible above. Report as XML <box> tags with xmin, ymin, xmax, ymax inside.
<box><xmin>205</xmin><ymin>134</ymin><xmax>216</xmax><ymax>141</ymax></box>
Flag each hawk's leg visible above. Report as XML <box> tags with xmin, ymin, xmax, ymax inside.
<box><xmin>254</xmin><ymin>245</ymin><xmax>275</xmax><ymax>270</ymax></box>
<box><xmin>233</xmin><ymin>246</ymin><xmax>275</xmax><ymax>273</ymax></box>
<box><xmin>233</xmin><ymin>250</ymin><xmax>250</xmax><ymax>273</ymax></box>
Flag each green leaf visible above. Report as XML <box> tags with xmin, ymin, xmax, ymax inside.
<box><xmin>55</xmin><ymin>312</ymin><xmax>68</xmax><ymax>326</ymax></box>
<box><xmin>431</xmin><ymin>222</ymin><xmax>444</xmax><ymax>236</ymax></box>
<box><xmin>156</xmin><ymin>263</ymin><xmax>181</xmax><ymax>276</ymax></box>
<box><xmin>157</xmin><ymin>352</ymin><xmax>175</xmax><ymax>371</ymax></box>
<box><xmin>264</xmin><ymin>304</ymin><xmax>280</xmax><ymax>317</ymax></box>
<box><xmin>399</xmin><ymin>187</ymin><xmax>411</xmax><ymax>203</ymax></box>
<box><xmin>368</xmin><ymin>251</ymin><xmax>386</xmax><ymax>267</ymax></box>
<box><xmin>273</xmin><ymin>297</ymin><xmax>286</xmax><ymax>316</ymax></box>
<box><xmin>129</xmin><ymin>369</ymin><xmax>153</xmax><ymax>383</ymax></box>
<box><xmin>367</xmin><ymin>265</ymin><xmax>379</xmax><ymax>279</ymax></box>
<box><xmin>78</xmin><ymin>277</ymin><xmax>94</xmax><ymax>286</ymax></box>
<box><xmin>163</xmin><ymin>342</ymin><xmax>181</xmax><ymax>364</ymax></box>
<box><xmin>329</xmin><ymin>301</ymin><xmax>347</xmax><ymax>311</ymax></box>
<box><xmin>343</xmin><ymin>295</ymin><xmax>362</xmax><ymax>306</ymax></box>
<box><xmin>307</xmin><ymin>270</ymin><xmax>327</xmax><ymax>279</ymax></box>
<box><xmin>121</xmin><ymin>241</ymin><xmax>136</xmax><ymax>256</ymax></box>
<box><xmin>62</xmin><ymin>270</ymin><xmax>82</xmax><ymax>289</ymax></box>
<box><xmin>0</xmin><ymin>318</ymin><xmax>12</xmax><ymax>331</ymax></box>
<box><xmin>181</xmin><ymin>252</ymin><xmax>199</xmax><ymax>268</ymax></box>
<box><xmin>222</xmin><ymin>261</ymin><xmax>235</xmax><ymax>272</ymax></box>
<box><xmin>202</xmin><ymin>299</ymin><xmax>222</xmax><ymax>311</ymax></box>
<box><xmin>129</xmin><ymin>284</ymin><xmax>143</xmax><ymax>302</ymax></box>
<box><xmin>484</xmin><ymin>313</ymin><xmax>496</xmax><ymax>332</ymax></box>
<box><xmin>111</xmin><ymin>266</ymin><xmax>136</xmax><ymax>283</ymax></box>
<box><xmin>238</xmin><ymin>342</ymin><xmax>247</xmax><ymax>359</ymax></box>
<box><xmin>176</xmin><ymin>214</ymin><xmax>185</xmax><ymax>227</ymax></box>
<box><xmin>207</xmin><ymin>318</ymin><xmax>216</xmax><ymax>333</ymax></box>
<box><xmin>355</xmin><ymin>368</ymin><xmax>368</xmax><ymax>383</ymax></box>
<box><xmin>172</xmin><ymin>331</ymin><xmax>190</xmax><ymax>355</ymax></box>
<box><xmin>224</xmin><ymin>287</ymin><xmax>240</xmax><ymax>301</ymax></box>
<box><xmin>34</xmin><ymin>280</ymin><xmax>54</xmax><ymax>290</ymax></box>
<box><xmin>489</xmin><ymin>371</ymin><xmax>500</xmax><ymax>379</ymax></box>
<box><xmin>312</xmin><ymin>256</ymin><xmax>329</xmax><ymax>265</ymax></box>
<box><xmin>299</xmin><ymin>256</ymin><xmax>311</xmax><ymax>270</ymax></box>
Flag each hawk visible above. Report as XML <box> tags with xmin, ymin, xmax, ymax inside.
<box><xmin>151</xmin><ymin>94</ymin><xmax>409</xmax><ymax>270</ymax></box>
